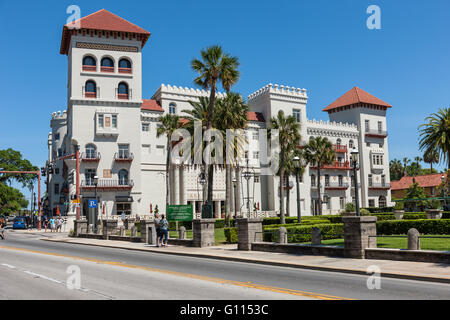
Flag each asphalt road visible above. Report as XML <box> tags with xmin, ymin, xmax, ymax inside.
<box><xmin>0</xmin><ymin>231</ymin><xmax>449</xmax><ymax>300</ymax></box>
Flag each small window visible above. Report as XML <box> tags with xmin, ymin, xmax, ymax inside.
<box><xmin>252</xmin><ymin>131</ymin><xmax>259</xmax><ymax>140</ymax></box>
<box><xmin>253</xmin><ymin>151</ymin><xmax>259</xmax><ymax>160</ymax></box>
<box><xmin>118</xmin><ymin>58</ymin><xmax>132</xmax><ymax>73</ymax></box>
<box><xmin>54</xmin><ymin>133</ymin><xmax>60</xmax><ymax>141</ymax></box>
<box><xmin>325</xmin><ymin>175</ymin><xmax>330</xmax><ymax>187</ymax></box>
<box><xmin>112</xmin><ymin>115</ymin><xmax>118</xmax><ymax>128</ymax></box>
<box><xmin>340</xmin><ymin>197</ymin><xmax>345</xmax><ymax>210</ymax></box>
<box><xmin>365</xmin><ymin>120</ymin><xmax>370</xmax><ymax>132</ymax></box>
<box><xmin>378</xmin><ymin>121</ymin><xmax>382</xmax><ymax>133</ymax></box>
<box><xmin>101</xmin><ymin>57</ymin><xmax>114</xmax><ymax>72</ymax></box>
<box><xmin>98</xmin><ymin>114</ymin><xmax>104</xmax><ymax>128</ymax></box>
<box><xmin>118</xmin><ymin>82</ymin><xmax>129</xmax><ymax>99</ymax></box>
<box><xmin>55</xmin><ymin>168</ymin><xmax>60</xmax><ymax>175</ymax></box>
<box><xmin>118</xmin><ymin>169</ymin><xmax>129</xmax><ymax>185</ymax></box>
<box><xmin>254</xmin><ymin>175</ymin><xmax>260</xmax><ymax>183</ymax></box>
<box><xmin>369</xmin><ymin>199</ymin><xmax>375</xmax><ymax>207</ymax></box>
<box><xmin>293</xmin><ymin>109</ymin><xmax>301</xmax><ymax>122</ymax></box>
<box><xmin>85</xmin><ymin>80</ymin><xmax>97</xmax><ymax>98</ymax></box>
<box><xmin>169</xmin><ymin>103</ymin><xmax>176</xmax><ymax>115</ymax></box>
<box><xmin>142</xmin><ymin>123</ymin><xmax>150</xmax><ymax>132</ymax></box>
<box><xmin>349</xmin><ymin>140</ymin><xmax>354</xmax><ymax>149</ymax></box>
<box><xmin>82</xmin><ymin>56</ymin><xmax>96</xmax><ymax>71</ymax></box>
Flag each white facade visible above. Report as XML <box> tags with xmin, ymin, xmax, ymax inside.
<box><xmin>46</xmin><ymin>11</ymin><xmax>392</xmax><ymax>221</ymax></box>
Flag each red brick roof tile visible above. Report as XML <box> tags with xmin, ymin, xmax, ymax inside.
<box><xmin>60</xmin><ymin>9</ymin><xmax>151</xmax><ymax>55</ymax></box>
<box><xmin>391</xmin><ymin>173</ymin><xmax>447</xmax><ymax>191</ymax></box>
<box><xmin>141</xmin><ymin>99</ymin><xmax>163</xmax><ymax>112</ymax></box>
<box><xmin>323</xmin><ymin>87</ymin><xmax>392</xmax><ymax>112</ymax></box>
<box><xmin>246</xmin><ymin>111</ymin><xmax>265</xmax><ymax>122</ymax></box>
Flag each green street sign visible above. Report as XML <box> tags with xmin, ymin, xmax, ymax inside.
<box><xmin>167</xmin><ymin>205</ymin><xmax>194</xmax><ymax>221</ymax></box>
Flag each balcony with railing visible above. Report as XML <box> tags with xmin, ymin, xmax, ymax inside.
<box><xmin>81</xmin><ymin>152</ymin><xmax>101</xmax><ymax>162</ymax></box>
<box><xmin>82</xmin><ymin>86</ymin><xmax>99</xmax><ymax>99</ymax></box>
<box><xmin>325</xmin><ymin>182</ymin><xmax>350</xmax><ymax>190</ymax></box>
<box><xmin>365</xmin><ymin>129</ymin><xmax>388</xmax><ymax>138</ymax></box>
<box><xmin>82</xmin><ymin>65</ymin><xmax>96</xmax><ymax>72</ymax></box>
<box><xmin>114</xmin><ymin>152</ymin><xmax>134</xmax><ymax>163</ymax></box>
<box><xmin>333</xmin><ymin>144</ymin><xmax>348</xmax><ymax>153</ymax></box>
<box><xmin>116</xmin><ymin>88</ymin><xmax>132</xmax><ymax>100</ymax></box>
<box><xmin>118</xmin><ymin>67</ymin><xmax>132</xmax><ymax>74</ymax></box>
<box><xmin>100</xmin><ymin>66</ymin><xmax>114</xmax><ymax>73</ymax></box>
<box><xmin>310</xmin><ymin>161</ymin><xmax>352</xmax><ymax>170</ymax></box>
<box><xmin>369</xmin><ymin>182</ymin><xmax>391</xmax><ymax>190</ymax></box>
<box><xmin>80</xmin><ymin>179</ymin><xmax>134</xmax><ymax>191</ymax></box>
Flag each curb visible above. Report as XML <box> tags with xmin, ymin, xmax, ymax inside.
<box><xmin>40</xmin><ymin>238</ymin><xmax>450</xmax><ymax>285</ymax></box>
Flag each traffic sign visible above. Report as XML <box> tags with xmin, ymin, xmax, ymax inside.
<box><xmin>89</xmin><ymin>200</ymin><xmax>98</xmax><ymax>208</ymax></box>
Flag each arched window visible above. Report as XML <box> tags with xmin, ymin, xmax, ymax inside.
<box><xmin>169</xmin><ymin>103</ymin><xmax>176</xmax><ymax>114</ymax></box>
<box><xmin>101</xmin><ymin>57</ymin><xmax>114</xmax><ymax>72</ymax></box>
<box><xmin>118</xmin><ymin>58</ymin><xmax>132</xmax><ymax>73</ymax></box>
<box><xmin>85</xmin><ymin>80</ymin><xmax>97</xmax><ymax>98</ymax></box>
<box><xmin>85</xmin><ymin>144</ymin><xmax>97</xmax><ymax>159</ymax></box>
<box><xmin>118</xmin><ymin>169</ymin><xmax>129</xmax><ymax>185</ymax></box>
<box><xmin>336</xmin><ymin>138</ymin><xmax>342</xmax><ymax>146</ymax></box>
<box><xmin>118</xmin><ymin>82</ymin><xmax>129</xmax><ymax>100</ymax></box>
<box><xmin>349</xmin><ymin>140</ymin><xmax>354</xmax><ymax>149</ymax></box>
<box><xmin>82</xmin><ymin>56</ymin><xmax>96</xmax><ymax>71</ymax></box>
<box><xmin>379</xmin><ymin>196</ymin><xmax>387</xmax><ymax>208</ymax></box>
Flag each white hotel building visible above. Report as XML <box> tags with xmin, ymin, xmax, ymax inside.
<box><xmin>47</xmin><ymin>9</ymin><xmax>392</xmax><ymax>222</ymax></box>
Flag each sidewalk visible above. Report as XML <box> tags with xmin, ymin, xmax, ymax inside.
<box><xmin>37</xmin><ymin>234</ymin><xmax>450</xmax><ymax>284</ymax></box>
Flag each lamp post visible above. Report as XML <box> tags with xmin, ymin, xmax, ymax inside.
<box><xmin>232</xmin><ymin>177</ymin><xmax>237</xmax><ymax>220</ymax></box>
<box><xmin>242</xmin><ymin>158</ymin><xmax>253</xmax><ymax>217</ymax></box>
<box><xmin>199</xmin><ymin>171</ymin><xmax>206</xmax><ymax>217</ymax></box>
<box><xmin>293</xmin><ymin>155</ymin><xmax>306</xmax><ymax>223</ymax></box>
<box><xmin>94</xmin><ymin>175</ymin><xmax>99</xmax><ymax>229</ymax></box>
<box><xmin>442</xmin><ymin>175</ymin><xmax>447</xmax><ymax>210</ymax></box>
<box><xmin>350</xmin><ymin>148</ymin><xmax>360</xmax><ymax>217</ymax></box>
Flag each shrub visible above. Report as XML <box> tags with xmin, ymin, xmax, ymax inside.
<box><xmin>362</xmin><ymin>206</ymin><xmax>395</xmax><ymax>213</ymax></box>
<box><xmin>264</xmin><ymin>223</ymin><xmax>344</xmax><ymax>243</ymax></box>
<box><xmin>345</xmin><ymin>202</ymin><xmax>356</xmax><ymax>213</ymax></box>
<box><xmin>376</xmin><ymin>219</ymin><xmax>450</xmax><ymax>235</ymax></box>
<box><xmin>360</xmin><ymin>208</ymin><xmax>370</xmax><ymax>215</ymax></box>
<box><xmin>262</xmin><ymin>220</ymin><xmax>331</xmax><ymax>230</ymax></box>
<box><xmin>393</xmin><ymin>202</ymin><xmax>404</xmax><ymax>211</ymax></box>
<box><xmin>224</xmin><ymin>227</ymin><xmax>238</xmax><ymax>243</ymax></box>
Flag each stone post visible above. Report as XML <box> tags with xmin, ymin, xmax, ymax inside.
<box><xmin>140</xmin><ymin>220</ymin><xmax>157</xmax><ymax>244</ymax></box>
<box><xmin>278</xmin><ymin>227</ymin><xmax>288</xmax><ymax>244</ymax></box>
<box><xmin>236</xmin><ymin>218</ymin><xmax>263</xmax><ymax>251</ymax></box>
<box><xmin>88</xmin><ymin>224</ymin><xmax>94</xmax><ymax>234</ymax></box>
<box><xmin>192</xmin><ymin>219</ymin><xmax>216</xmax><ymax>247</ymax></box>
<box><xmin>131</xmin><ymin>225</ymin><xmax>137</xmax><ymax>237</ymax></box>
<box><xmin>74</xmin><ymin>220</ymin><xmax>87</xmax><ymax>237</ymax></box>
<box><xmin>342</xmin><ymin>216</ymin><xmax>377</xmax><ymax>259</ymax></box>
<box><xmin>124</xmin><ymin>218</ymin><xmax>136</xmax><ymax>230</ymax></box>
<box><xmin>96</xmin><ymin>225</ymin><xmax>103</xmax><ymax>235</ymax></box>
<box><xmin>407</xmin><ymin>228</ymin><xmax>420</xmax><ymax>250</ymax></box>
<box><xmin>311</xmin><ymin>227</ymin><xmax>322</xmax><ymax>245</ymax></box>
<box><xmin>119</xmin><ymin>226</ymin><xmax>125</xmax><ymax>236</ymax></box>
<box><xmin>102</xmin><ymin>219</ymin><xmax>118</xmax><ymax>240</ymax></box>
<box><xmin>179</xmin><ymin>226</ymin><xmax>186</xmax><ymax>240</ymax></box>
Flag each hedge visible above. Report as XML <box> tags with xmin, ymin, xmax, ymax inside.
<box><xmin>263</xmin><ymin>223</ymin><xmax>345</xmax><ymax>243</ymax></box>
<box><xmin>263</xmin><ymin>220</ymin><xmax>331</xmax><ymax>230</ymax></box>
<box><xmin>224</xmin><ymin>227</ymin><xmax>238</xmax><ymax>243</ymax></box>
<box><xmin>362</xmin><ymin>207</ymin><xmax>395</xmax><ymax>213</ymax></box>
<box><xmin>376</xmin><ymin>219</ymin><xmax>450</xmax><ymax>235</ymax></box>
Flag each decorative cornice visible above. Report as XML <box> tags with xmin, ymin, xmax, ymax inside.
<box><xmin>248</xmin><ymin>83</ymin><xmax>308</xmax><ymax>101</ymax></box>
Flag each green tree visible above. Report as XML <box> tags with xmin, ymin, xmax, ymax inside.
<box><xmin>390</xmin><ymin>158</ymin><xmax>404</xmax><ymax>181</ymax></box>
<box><xmin>304</xmin><ymin>136</ymin><xmax>336</xmax><ymax>216</ymax></box>
<box><xmin>419</xmin><ymin>108</ymin><xmax>450</xmax><ymax>169</ymax></box>
<box><xmin>270</xmin><ymin>111</ymin><xmax>301</xmax><ymax>224</ymax></box>
<box><xmin>423</xmin><ymin>147</ymin><xmax>440</xmax><ymax>174</ymax></box>
<box><xmin>191</xmin><ymin>45</ymin><xmax>240</xmax><ymax>206</ymax></box>
<box><xmin>0</xmin><ymin>183</ymin><xmax>28</xmax><ymax>216</ymax></box>
<box><xmin>157</xmin><ymin>114</ymin><xmax>183</xmax><ymax>206</ymax></box>
<box><xmin>405</xmin><ymin>182</ymin><xmax>427</xmax><ymax>210</ymax></box>
<box><xmin>283</xmin><ymin>148</ymin><xmax>306</xmax><ymax>218</ymax></box>
<box><xmin>0</xmin><ymin>148</ymin><xmax>38</xmax><ymax>188</ymax></box>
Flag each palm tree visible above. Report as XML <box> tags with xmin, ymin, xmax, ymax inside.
<box><xmin>304</xmin><ymin>137</ymin><xmax>336</xmax><ymax>216</ymax></box>
<box><xmin>157</xmin><ymin>114</ymin><xmax>183</xmax><ymax>206</ymax></box>
<box><xmin>423</xmin><ymin>147</ymin><xmax>440</xmax><ymax>174</ymax></box>
<box><xmin>419</xmin><ymin>108</ymin><xmax>450</xmax><ymax>169</ymax></box>
<box><xmin>270</xmin><ymin>111</ymin><xmax>301</xmax><ymax>224</ymax></box>
<box><xmin>191</xmin><ymin>45</ymin><xmax>240</xmax><ymax>207</ymax></box>
<box><xmin>402</xmin><ymin>157</ymin><xmax>410</xmax><ymax>176</ymax></box>
<box><xmin>214</xmin><ymin>93</ymin><xmax>248</xmax><ymax>225</ymax></box>
<box><xmin>389</xmin><ymin>159</ymin><xmax>403</xmax><ymax>181</ymax></box>
<box><xmin>283</xmin><ymin>148</ymin><xmax>306</xmax><ymax>219</ymax></box>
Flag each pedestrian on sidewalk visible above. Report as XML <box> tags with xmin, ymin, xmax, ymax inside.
<box><xmin>56</xmin><ymin>216</ymin><xmax>63</xmax><ymax>232</ymax></box>
<box><xmin>154</xmin><ymin>213</ymin><xmax>161</xmax><ymax>247</ymax></box>
<box><xmin>159</xmin><ymin>214</ymin><xmax>169</xmax><ymax>247</ymax></box>
<box><xmin>44</xmin><ymin>216</ymin><xmax>48</xmax><ymax>232</ymax></box>
<box><xmin>0</xmin><ymin>218</ymin><xmax>6</xmax><ymax>240</ymax></box>
<box><xmin>49</xmin><ymin>217</ymin><xmax>55</xmax><ymax>233</ymax></box>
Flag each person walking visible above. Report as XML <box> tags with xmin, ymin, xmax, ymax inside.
<box><xmin>0</xmin><ymin>218</ymin><xmax>6</xmax><ymax>240</ymax></box>
<box><xmin>44</xmin><ymin>217</ymin><xmax>48</xmax><ymax>232</ymax></box>
<box><xmin>56</xmin><ymin>216</ymin><xmax>63</xmax><ymax>232</ymax></box>
<box><xmin>154</xmin><ymin>213</ymin><xmax>161</xmax><ymax>247</ymax></box>
<box><xmin>159</xmin><ymin>214</ymin><xmax>169</xmax><ymax>247</ymax></box>
<box><xmin>49</xmin><ymin>217</ymin><xmax>55</xmax><ymax>233</ymax></box>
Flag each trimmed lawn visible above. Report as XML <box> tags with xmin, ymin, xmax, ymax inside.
<box><xmin>302</xmin><ymin>235</ymin><xmax>450</xmax><ymax>251</ymax></box>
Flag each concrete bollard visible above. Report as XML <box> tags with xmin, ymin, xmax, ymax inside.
<box><xmin>277</xmin><ymin>227</ymin><xmax>288</xmax><ymax>244</ymax></box>
<box><xmin>97</xmin><ymin>225</ymin><xmax>103</xmax><ymax>235</ymax></box>
<box><xmin>131</xmin><ymin>226</ymin><xmax>137</xmax><ymax>237</ymax></box>
<box><xmin>407</xmin><ymin>228</ymin><xmax>420</xmax><ymax>250</ymax></box>
<box><xmin>179</xmin><ymin>226</ymin><xmax>186</xmax><ymax>240</ymax></box>
<box><xmin>311</xmin><ymin>227</ymin><xmax>322</xmax><ymax>245</ymax></box>
<box><xmin>119</xmin><ymin>226</ymin><xmax>125</xmax><ymax>237</ymax></box>
<box><xmin>88</xmin><ymin>224</ymin><xmax>94</xmax><ymax>234</ymax></box>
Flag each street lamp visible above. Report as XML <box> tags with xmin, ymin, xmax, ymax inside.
<box><xmin>350</xmin><ymin>148</ymin><xmax>360</xmax><ymax>217</ymax></box>
<box><xmin>441</xmin><ymin>175</ymin><xmax>447</xmax><ymax>210</ymax></box>
<box><xmin>242</xmin><ymin>158</ymin><xmax>253</xmax><ymax>217</ymax></box>
<box><xmin>94</xmin><ymin>175</ymin><xmax>99</xmax><ymax>229</ymax></box>
<box><xmin>198</xmin><ymin>171</ymin><xmax>207</xmax><ymax>217</ymax></box>
<box><xmin>232</xmin><ymin>177</ymin><xmax>237</xmax><ymax>220</ymax></box>
<box><xmin>293</xmin><ymin>155</ymin><xmax>306</xmax><ymax>223</ymax></box>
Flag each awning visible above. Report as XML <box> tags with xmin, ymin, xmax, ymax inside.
<box><xmin>115</xmin><ymin>196</ymin><xmax>133</xmax><ymax>203</ymax></box>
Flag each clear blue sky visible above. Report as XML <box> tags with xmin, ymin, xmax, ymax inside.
<box><xmin>1</xmin><ymin>0</ymin><xmax>450</xmax><ymax>199</ymax></box>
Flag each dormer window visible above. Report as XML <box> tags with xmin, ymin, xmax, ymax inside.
<box><xmin>118</xmin><ymin>58</ymin><xmax>132</xmax><ymax>74</ymax></box>
<box><xmin>118</xmin><ymin>82</ymin><xmax>129</xmax><ymax>100</ymax></box>
<box><xmin>82</xmin><ymin>56</ymin><xmax>96</xmax><ymax>71</ymax></box>
<box><xmin>85</xmin><ymin>80</ymin><xmax>97</xmax><ymax>98</ymax></box>
<box><xmin>101</xmin><ymin>57</ymin><xmax>114</xmax><ymax>73</ymax></box>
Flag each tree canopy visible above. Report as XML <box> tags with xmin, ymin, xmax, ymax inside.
<box><xmin>0</xmin><ymin>148</ymin><xmax>38</xmax><ymax>188</ymax></box>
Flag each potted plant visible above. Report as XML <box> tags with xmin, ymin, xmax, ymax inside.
<box><xmin>393</xmin><ymin>202</ymin><xmax>404</xmax><ymax>220</ymax></box>
<box><xmin>425</xmin><ymin>199</ymin><xmax>442</xmax><ymax>219</ymax></box>
<box><xmin>342</xmin><ymin>202</ymin><xmax>356</xmax><ymax>216</ymax></box>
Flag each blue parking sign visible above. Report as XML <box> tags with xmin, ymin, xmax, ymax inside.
<box><xmin>89</xmin><ymin>200</ymin><xmax>98</xmax><ymax>208</ymax></box>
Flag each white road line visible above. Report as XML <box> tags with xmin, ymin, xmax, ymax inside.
<box><xmin>23</xmin><ymin>270</ymin><xmax>63</xmax><ymax>284</ymax></box>
<box><xmin>1</xmin><ymin>263</ymin><xmax>16</xmax><ymax>269</ymax></box>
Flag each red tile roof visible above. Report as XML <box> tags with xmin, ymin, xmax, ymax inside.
<box><xmin>141</xmin><ymin>99</ymin><xmax>163</xmax><ymax>112</ymax></box>
<box><xmin>246</xmin><ymin>111</ymin><xmax>265</xmax><ymax>122</ymax></box>
<box><xmin>391</xmin><ymin>173</ymin><xmax>447</xmax><ymax>191</ymax></box>
<box><xmin>323</xmin><ymin>87</ymin><xmax>392</xmax><ymax>112</ymax></box>
<box><xmin>60</xmin><ymin>9</ymin><xmax>151</xmax><ymax>55</ymax></box>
